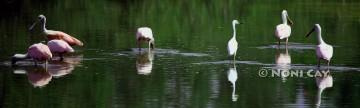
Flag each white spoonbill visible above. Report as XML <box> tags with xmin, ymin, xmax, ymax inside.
<box><xmin>29</xmin><ymin>15</ymin><xmax>83</xmax><ymax>46</ymax></box>
<box><xmin>136</xmin><ymin>27</ymin><xmax>155</xmax><ymax>52</ymax></box>
<box><xmin>275</xmin><ymin>10</ymin><xmax>293</xmax><ymax>45</ymax></box>
<box><xmin>306</xmin><ymin>24</ymin><xmax>333</xmax><ymax>67</ymax></box>
<box><xmin>47</xmin><ymin>40</ymin><xmax>74</xmax><ymax>61</ymax></box>
<box><xmin>227</xmin><ymin>20</ymin><xmax>240</xmax><ymax>61</ymax></box>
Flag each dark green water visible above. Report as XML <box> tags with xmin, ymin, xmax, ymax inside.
<box><xmin>1</xmin><ymin>0</ymin><xmax>360</xmax><ymax>108</ymax></box>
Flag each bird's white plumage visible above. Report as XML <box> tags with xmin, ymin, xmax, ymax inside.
<box><xmin>136</xmin><ymin>27</ymin><xmax>154</xmax><ymax>41</ymax></box>
<box><xmin>227</xmin><ymin>38</ymin><xmax>238</xmax><ymax>56</ymax></box>
<box><xmin>316</xmin><ymin>44</ymin><xmax>333</xmax><ymax>61</ymax></box>
<box><xmin>275</xmin><ymin>24</ymin><xmax>291</xmax><ymax>39</ymax></box>
<box><xmin>136</xmin><ymin>27</ymin><xmax>155</xmax><ymax>51</ymax></box>
<box><xmin>275</xmin><ymin>10</ymin><xmax>291</xmax><ymax>40</ymax></box>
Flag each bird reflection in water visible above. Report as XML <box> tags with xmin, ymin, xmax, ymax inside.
<box><xmin>13</xmin><ymin>66</ymin><xmax>51</xmax><ymax>87</ymax></box>
<box><xmin>49</xmin><ymin>55</ymin><xmax>83</xmax><ymax>77</ymax></box>
<box><xmin>12</xmin><ymin>55</ymin><xmax>83</xmax><ymax>87</ymax></box>
<box><xmin>315</xmin><ymin>68</ymin><xmax>333</xmax><ymax>108</ymax></box>
<box><xmin>136</xmin><ymin>50</ymin><xmax>154</xmax><ymax>75</ymax></box>
<box><xmin>227</xmin><ymin>63</ymin><xmax>238</xmax><ymax>101</ymax></box>
<box><xmin>275</xmin><ymin>46</ymin><xmax>291</xmax><ymax>82</ymax></box>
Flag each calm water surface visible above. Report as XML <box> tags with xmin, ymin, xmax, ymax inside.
<box><xmin>1</xmin><ymin>0</ymin><xmax>360</xmax><ymax>108</ymax></box>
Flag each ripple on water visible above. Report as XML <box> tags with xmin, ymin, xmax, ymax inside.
<box><xmin>194</xmin><ymin>60</ymin><xmax>360</xmax><ymax>72</ymax></box>
<box><xmin>82</xmin><ymin>58</ymin><xmax>111</xmax><ymax>61</ymax></box>
<box><xmin>1</xmin><ymin>55</ymin><xmax>84</xmax><ymax>67</ymax></box>
<box><xmin>108</xmin><ymin>48</ymin><xmax>209</xmax><ymax>57</ymax></box>
<box><xmin>255</xmin><ymin>42</ymin><xmax>317</xmax><ymax>50</ymax></box>
<box><xmin>263</xmin><ymin>64</ymin><xmax>360</xmax><ymax>72</ymax></box>
<box><xmin>1</xmin><ymin>61</ymin><xmax>34</xmax><ymax>66</ymax></box>
<box><xmin>193</xmin><ymin>60</ymin><xmax>269</xmax><ymax>66</ymax></box>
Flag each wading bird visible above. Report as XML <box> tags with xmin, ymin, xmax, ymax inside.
<box><xmin>12</xmin><ymin>43</ymin><xmax>53</xmax><ymax>66</ymax></box>
<box><xmin>136</xmin><ymin>27</ymin><xmax>155</xmax><ymax>52</ymax></box>
<box><xmin>29</xmin><ymin>15</ymin><xmax>83</xmax><ymax>46</ymax></box>
<box><xmin>47</xmin><ymin>40</ymin><xmax>74</xmax><ymax>61</ymax></box>
<box><xmin>306</xmin><ymin>24</ymin><xmax>333</xmax><ymax>67</ymax></box>
<box><xmin>227</xmin><ymin>20</ymin><xmax>240</xmax><ymax>61</ymax></box>
<box><xmin>275</xmin><ymin>10</ymin><xmax>293</xmax><ymax>46</ymax></box>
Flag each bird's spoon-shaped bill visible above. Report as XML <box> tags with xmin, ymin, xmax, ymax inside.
<box><xmin>306</xmin><ymin>27</ymin><xmax>315</xmax><ymax>38</ymax></box>
<box><xmin>29</xmin><ymin>21</ymin><xmax>38</xmax><ymax>31</ymax></box>
<box><xmin>287</xmin><ymin>16</ymin><xmax>293</xmax><ymax>25</ymax></box>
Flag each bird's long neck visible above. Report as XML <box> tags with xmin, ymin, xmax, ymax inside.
<box><xmin>282</xmin><ymin>13</ymin><xmax>287</xmax><ymax>24</ymax></box>
<box><xmin>41</xmin><ymin>19</ymin><xmax>47</xmax><ymax>33</ymax></box>
<box><xmin>316</xmin><ymin>27</ymin><xmax>325</xmax><ymax>45</ymax></box>
<box><xmin>232</xmin><ymin>23</ymin><xmax>237</xmax><ymax>39</ymax></box>
<box><xmin>12</xmin><ymin>53</ymin><xmax>30</xmax><ymax>65</ymax></box>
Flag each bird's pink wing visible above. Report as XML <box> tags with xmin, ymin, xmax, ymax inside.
<box><xmin>48</xmin><ymin>31</ymin><xmax>83</xmax><ymax>46</ymax></box>
<box><xmin>28</xmin><ymin>43</ymin><xmax>52</xmax><ymax>61</ymax></box>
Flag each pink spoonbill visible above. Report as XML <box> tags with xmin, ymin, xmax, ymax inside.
<box><xmin>275</xmin><ymin>10</ymin><xmax>293</xmax><ymax>46</ymax></box>
<box><xmin>136</xmin><ymin>27</ymin><xmax>155</xmax><ymax>51</ymax></box>
<box><xmin>306</xmin><ymin>24</ymin><xmax>333</xmax><ymax>67</ymax></box>
<box><xmin>12</xmin><ymin>43</ymin><xmax>53</xmax><ymax>66</ymax></box>
<box><xmin>47</xmin><ymin>40</ymin><xmax>74</xmax><ymax>61</ymax></box>
<box><xmin>29</xmin><ymin>15</ymin><xmax>83</xmax><ymax>46</ymax></box>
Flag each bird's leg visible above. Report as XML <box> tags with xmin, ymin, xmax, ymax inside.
<box><xmin>276</xmin><ymin>41</ymin><xmax>281</xmax><ymax>49</ymax></box>
<box><xmin>45</xmin><ymin>60</ymin><xmax>48</xmax><ymax>67</ymax></box>
<box><xmin>137</xmin><ymin>40</ymin><xmax>141</xmax><ymax>52</ymax></box>
<box><xmin>278</xmin><ymin>40</ymin><xmax>280</xmax><ymax>46</ymax></box>
<box><xmin>286</xmin><ymin>38</ymin><xmax>289</xmax><ymax>46</ymax></box>
<box><xmin>150</xmin><ymin>42</ymin><xmax>155</xmax><ymax>49</ymax></box>
<box><xmin>11</xmin><ymin>57</ymin><xmax>17</xmax><ymax>66</ymax></box>
<box><xmin>34</xmin><ymin>60</ymin><xmax>38</xmax><ymax>67</ymax></box>
<box><xmin>233</xmin><ymin>53</ymin><xmax>236</xmax><ymax>62</ymax></box>
<box><xmin>148</xmin><ymin>41</ymin><xmax>151</xmax><ymax>52</ymax></box>
<box><xmin>45</xmin><ymin>63</ymin><xmax>48</xmax><ymax>72</ymax></box>
<box><xmin>327</xmin><ymin>60</ymin><xmax>330</xmax><ymax>67</ymax></box>
<box><xmin>232</xmin><ymin>60</ymin><xmax>236</xmax><ymax>68</ymax></box>
<box><xmin>317</xmin><ymin>59</ymin><xmax>321</xmax><ymax>67</ymax></box>
<box><xmin>59</xmin><ymin>53</ymin><xmax>64</xmax><ymax>61</ymax></box>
